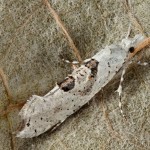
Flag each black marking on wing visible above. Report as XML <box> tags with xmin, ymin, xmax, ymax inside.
<box><xmin>108</xmin><ymin>62</ymin><xmax>110</xmax><ymax>67</ymax></box>
<box><xmin>84</xmin><ymin>59</ymin><xmax>99</xmax><ymax>78</ymax></box>
<box><xmin>26</xmin><ymin>122</ymin><xmax>30</xmax><ymax>127</ymax></box>
<box><xmin>57</xmin><ymin>76</ymin><xmax>75</xmax><ymax>92</ymax></box>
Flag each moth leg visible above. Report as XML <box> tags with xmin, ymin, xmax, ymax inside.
<box><xmin>118</xmin><ymin>96</ymin><xmax>127</xmax><ymax>121</ymax></box>
<box><xmin>116</xmin><ymin>68</ymin><xmax>127</xmax><ymax>121</ymax></box>
<box><xmin>137</xmin><ymin>61</ymin><xmax>149</xmax><ymax>66</ymax></box>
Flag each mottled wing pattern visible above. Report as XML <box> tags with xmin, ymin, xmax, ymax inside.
<box><xmin>17</xmin><ymin>35</ymin><xmax>144</xmax><ymax>138</ymax></box>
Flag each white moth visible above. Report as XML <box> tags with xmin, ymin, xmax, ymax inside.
<box><xmin>17</xmin><ymin>35</ymin><xmax>144</xmax><ymax>138</ymax></box>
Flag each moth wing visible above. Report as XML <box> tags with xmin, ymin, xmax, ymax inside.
<box><xmin>17</xmin><ymin>66</ymin><xmax>93</xmax><ymax>138</ymax></box>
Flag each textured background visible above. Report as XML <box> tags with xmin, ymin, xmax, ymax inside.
<box><xmin>0</xmin><ymin>0</ymin><xmax>149</xmax><ymax>150</ymax></box>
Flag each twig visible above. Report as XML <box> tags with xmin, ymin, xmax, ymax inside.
<box><xmin>124</xmin><ymin>0</ymin><xmax>148</xmax><ymax>37</ymax></box>
<box><xmin>100</xmin><ymin>93</ymin><xmax>122</xmax><ymax>140</ymax></box>
<box><xmin>0</xmin><ymin>102</ymin><xmax>25</xmax><ymax>117</ymax></box>
<box><xmin>0</xmin><ymin>68</ymin><xmax>13</xmax><ymax>103</ymax></box>
<box><xmin>0</xmin><ymin>69</ymin><xmax>16</xmax><ymax>149</ymax></box>
<box><xmin>43</xmin><ymin>0</ymin><xmax>82</xmax><ymax>63</ymax></box>
<box><xmin>6</xmin><ymin>115</ymin><xmax>16</xmax><ymax>150</ymax></box>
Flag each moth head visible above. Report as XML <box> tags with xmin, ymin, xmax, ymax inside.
<box><xmin>121</xmin><ymin>34</ymin><xmax>144</xmax><ymax>52</ymax></box>
<box><xmin>128</xmin><ymin>47</ymin><xmax>135</xmax><ymax>53</ymax></box>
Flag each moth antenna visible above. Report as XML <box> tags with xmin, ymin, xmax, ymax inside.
<box><xmin>126</xmin><ymin>23</ymin><xmax>131</xmax><ymax>39</ymax></box>
<box><xmin>62</xmin><ymin>58</ymin><xmax>79</xmax><ymax>70</ymax></box>
<box><xmin>62</xmin><ymin>58</ymin><xmax>79</xmax><ymax>64</ymax></box>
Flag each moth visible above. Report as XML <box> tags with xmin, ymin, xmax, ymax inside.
<box><xmin>17</xmin><ymin>34</ymin><xmax>145</xmax><ymax>138</ymax></box>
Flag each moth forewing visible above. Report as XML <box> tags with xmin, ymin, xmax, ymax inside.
<box><xmin>17</xmin><ymin>34</ymin><xmax>145</xmax><ymax>138</ymax></box>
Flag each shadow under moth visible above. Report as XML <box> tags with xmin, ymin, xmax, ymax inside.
<box><xmin>17</xmin><ymin>34</ymin><xmax>146</xmax><ymax>138</ymax></box>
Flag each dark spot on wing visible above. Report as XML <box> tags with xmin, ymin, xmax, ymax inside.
<box><xmin>58</xmin><ymin>76</ymin><xmax>75</xmax><ymax>92</ymax></box>
<box><xmin>46</xmin><ymin>118</ymin><xmax>49</xmax><ymax>122</ymax></box>
<box><xmin>35</xmin><ymin>129</ymin><xmax>37</xmax><ymax>133</ymax></box>
<box><xmin>25</xmin><ymin>119</ymin><xmax>31</xmax><ymax>128</ymax></box>
<box><xmin>108</xmin><ymin>62</ymin><xmax>110</xmax><ymax>67</ymax></box>
<box><xmin>85</xmin><ymin>59</ymin><xmax>99</xmax><ymax>78</ymax></box>
<box><xmin>79</xmin><ymin>73</ymin><xmax>84</xmax><ymax>76</ymax></box>
<box><xmin>129</xmin><ymin>47</ymin><xmax>135</xmax><ymax>53</ymax></box>
<box><xmin>26</xmin><ymin>123</ymin><xmax>30</xmax><ymax>127</ymax></box>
